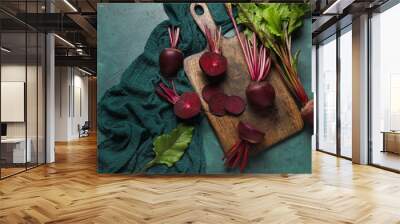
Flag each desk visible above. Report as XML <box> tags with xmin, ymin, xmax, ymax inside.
<box><xmin>382</xmin><ymin>131</ymin><xmax>400</xmax><ymax>154</ymax></box>
<box><xmin>1</xmin><ymin>138</ymin><xmax>31</xmax><ymax>163</ymax></box>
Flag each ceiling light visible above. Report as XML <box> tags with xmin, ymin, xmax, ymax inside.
<box><xmin>322</xmin><ymin>0</ymin><xmax>354</xmax><ymax>15</ymax></box>
<box><xmin>63</xmin><ymin>0</ymin><xmax>78</xmax><ymax>12</ymax></box>
<box><xmin>1</xmin><ymin>47</ymin><xmax>11</xmax><ymax>53</ymax></box>
<box><xmin>78</xmin><ymin>67</ymin><xmax>93</xmax><ymax>76</ymax></box>
<box><xmin>54</xmin><ymin>34</ymin><xmax>75</xmax><ymax>48</ymax></box>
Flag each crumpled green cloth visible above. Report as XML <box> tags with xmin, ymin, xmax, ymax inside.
<box><xmin>98</xmin><ymin>3</ymin><xmax>234</xmax><ymax>174</ymax></box>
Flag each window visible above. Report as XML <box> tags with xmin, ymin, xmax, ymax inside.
<box><xmin>0</xmin><ymin>1</ymin><xmax>47</xmax><ymax>179</ymax></box>
<box><xmin>339</xmin><ymin>27</ymin><xmax>352</xmax><ymax>158</ymax></box>
<box><xmin>370</xmin><ymin>3</ymin><xmax>400</xmax><ymax>171</ymax></box>
<box><xmin>317</xmin><ymin>35</ymin><xmax>337</xmax><ymax>154</ymax></box>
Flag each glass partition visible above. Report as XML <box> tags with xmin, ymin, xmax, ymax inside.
<box><xmin>317</xmin><ymin>35</ymin><xmax>337</xmax><ymax>155</ymax></box>
<box><xmin>339</xmin><ymin>27</ymin><xmax>352</xmax><ymax>158</ymax></box>
<box><xmin>1</xmin><ymin>30</ymin><xmax>28</xmax><ymax>177</ymax></box>
<box><xmin>370</xmin><ymin>4</ymin><xmax>400</xmax><ymax>171</ymax></box>
<box><xmin>27</xmin><ymin>30</ymin><xmax>38</xmax><ymax>169</ymax></box>
<box><xmin>0</xmin><ymin>1</ymin><xmax>46</xmax><ymax>179</ymax></box>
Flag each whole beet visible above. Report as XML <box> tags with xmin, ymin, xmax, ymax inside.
<box><xmin>159</xmin><ymin>48</ymin><xmax>183</xmax><ymax>79</ymax></box>
<box><xmin>246</xmin><ymin>82</ymin><xmax>275</xmax><ymax>110</ymax></box>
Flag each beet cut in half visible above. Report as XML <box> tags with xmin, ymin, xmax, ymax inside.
<box><xmin>201</xmin><ymin>84</ymin><xmax>223</xmax><ymax>103</ymax></box>
<box><xmin>159</xmin><ymin>26</ymin><xmax>183</xmax><ymax>79</ymax></box>
<box><xmin>238</xmin><ymin>121</ymin><xmax>265</xmax><ymax>144</ymax></box>
<box><xmin>224</xmin><ymin>121</ymin><xmax>265</xmax><ymax>172</ymax></box>
<box><xmin>174</xmin><ymin>92</ymin><xmax>201</xmax><ymax>120</ymax></box>
<box><xmin>208</xmin><ymin>93</ymin><xmax>227</xmax><ymax>117</ymax></box>
<box><xmin>199</xmin><ymin>26</ymin><xmax>227</xmax><ymax>80</ymax></box>
<box><xmin>155</xmin><ymin>82</ymin><xmax>201</xmax><ymax>120</ymax></box>
<box><xmin>199</xmin><ymin>52</ymin><xmax>227</xmax><ymax>78</ymax></box>
<box><xmin>224</xmin><ymin>95</ymin><xmax>246</xmax><ymax>115</ymax></box>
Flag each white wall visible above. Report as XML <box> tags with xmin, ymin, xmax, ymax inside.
<box><xmin>55</xmin><ymin>66</ymin><xmax>69</xmax><ymax>141</ymax></box>
<box><xmin>1</xmin><ymin>63</ymin><xmax>46</xmax><ymax>164</ymax></box>
<box><xmin>1</xmin><ymin>64</ymin><xmax>41</xmax><ymax>137</ymax></box>
<box><xmin>54</xmin><ymin>66</ymin><xmax>89</xmax><ymax>141</ymax></box>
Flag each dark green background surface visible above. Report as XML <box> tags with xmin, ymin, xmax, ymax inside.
<box><xmin>98</xmin><ymin>3</ymin><xmax>312</xmax><ymax>173</ymax></box>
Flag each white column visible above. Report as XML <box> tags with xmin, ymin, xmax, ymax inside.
<box><xmin>312</xmin><ymin>46</ymin><xmax>317</xmax><ymax>150</ymax></box>
<box><xmin>352</xmin><ymin>14</ymin><xmax>369</xmax><ymax>164</ymax></box>
<box><xmin>46</xmin><ymin>33</ymin><xmax>55</xmax><ymax>163</ymax></box>
<box><xmin>45</xmin><ymin>1</ymin><xmax>55</xmax><ymax>163</ymax></box>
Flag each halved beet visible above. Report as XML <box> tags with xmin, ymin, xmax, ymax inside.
<box><xmin>199</xmin><ymin>52</ymin><xmax>227</xmax><ymax>78</ymax></box>
<box><xmin>174</xmin><ymin>92</ymin><xmax>201</xmax><ymax>119</ymax></box>
<box><xmin>208</xmin><ymin>93</ymin><xmax>227</xmax><ymax>116</ymax></box>
<box><xmin>246</xmin><ymin>81</ymin><xmax>275</xmax><ymax>110</ymax></box>
<box><xmin>201</xmin><ymin>84</ymin><xmax>223</xmax><ymax>103</ymax></box>
<box><xmin>159</xmin><ymin>48</ymin><xmax>184</xmax><ymax>78</ymax></box>
<box><xmin>238</xmin><ymin>121</ymin><xmax>265</xmax><ymax>144</ymax></box>
<box><xmin>224</xmin><ymin>95</ymin><xmax>246</xmax><ymax>115</ymax></box>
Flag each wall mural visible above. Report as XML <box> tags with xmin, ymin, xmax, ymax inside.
<box><xmin>97</xmin><ymin>3</ymin><xmax>313</xmax><ymax>174</ymax></box>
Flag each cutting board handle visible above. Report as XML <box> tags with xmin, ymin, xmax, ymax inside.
<box><xmin>190</xmin><ymin>3</ymin><xmax>217</xmax><ymax>36</ymax></box>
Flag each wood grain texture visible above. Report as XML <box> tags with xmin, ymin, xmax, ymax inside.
<box><xmin>1</xmin><ymin>135</ymin><xmax>400</xmax><ymax>223</ymax></box>
<box><xmin>184</xmin><ymin>3</ymin><xmax>303</xmax><ymax>154</ymax></box>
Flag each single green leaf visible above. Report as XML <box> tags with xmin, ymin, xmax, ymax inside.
<box><xmin>287</xmin><ymin>4</ymin><xmax>309</xmax><ymax>34</ymax></box>
<box><xmin>144</xmin><ymin>124</ymin><xmax>194</xmax><ymax>171</ymax></box>
<box><xmin>262</xmin><ymin>6</ymin><xmax>283</xmax><ymax>37</ymax></box>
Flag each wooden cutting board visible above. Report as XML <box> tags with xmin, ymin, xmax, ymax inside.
<box><xmin>184</xmin><ymin>3</ymin><xmax>304</xmax><ymax>154</ymax></box>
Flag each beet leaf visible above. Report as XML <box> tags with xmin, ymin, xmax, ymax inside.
<box><xmin>143</xmin><ymin>124</ymin><xmax>194</xmax><ymax>171</ymax></box>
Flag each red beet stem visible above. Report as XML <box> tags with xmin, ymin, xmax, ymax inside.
<box><xmin>231</xmin><ymin>143</ymin><xmax>243</xmax><ymax>168</ymax></box>
<box><xmin>223</xmin><ymin>121</ymin><xmax>266</xmax><ymax>172</ymax></box>
<box><xmin>240</xmin><ymin>144</ymin><xmax>249</xmax><ymax>173</ymax></box>
<box><xmin>204</xmin><ymin>25</ymin><xmax>222</xmax><ymax>54</ymax></box>
<box><xmin>243</xmin><ymin>33</ymin><xmax>271</xmax><ymax>82</ymax></box>
<box><xmin>223</xmin><ymin>141</ymin><xmax>240</xmax><ymax>160</ymax></box>
<box><xmin>168</xmin><ymin>26</ymin><xmax>180</xmax><ymax>49</ymax></box>
<box><xmin>156</xmin><ymin>82</ymin><xmax>180</xmax><ymax>104</ymax></box>
<box><xmin>225</xmin><ymin>140</ymin><xmax>242</xmax><ymax>168</ymax></box>
<box><xmin>224</xmin><ymin>139</ymin><xmax>251</xmax><ymax>172</ymax></box>
<box><xmin>225</xmin><ymin>5</ymin><xmax>271</xmax><ymax>82</ymax></box>
<box><xmin>225</xmin><ymin>4</ymin><xmax>251</xmax><ymax>74</ymax></box>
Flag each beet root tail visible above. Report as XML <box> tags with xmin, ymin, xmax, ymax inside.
<box><xmin>224</xmin><ymin>140</ymin><xmax>250</xmax><ymax>172</ymax></box>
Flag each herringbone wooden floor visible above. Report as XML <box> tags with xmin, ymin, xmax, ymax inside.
<box><xmin>1</xmin><ymin>135</ymin><xmax>400</xmax><ymax>224</ymax></box>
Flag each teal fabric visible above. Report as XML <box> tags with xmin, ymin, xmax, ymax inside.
<box><xmin>98</xmin><ymin>3</ymin><xmax>312</xmax><ymax>174</ymax></box>
<box><xmin>97</xmin><ymin>3</ymin><xmax>234</xmax><ymax>174</ymax></box>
